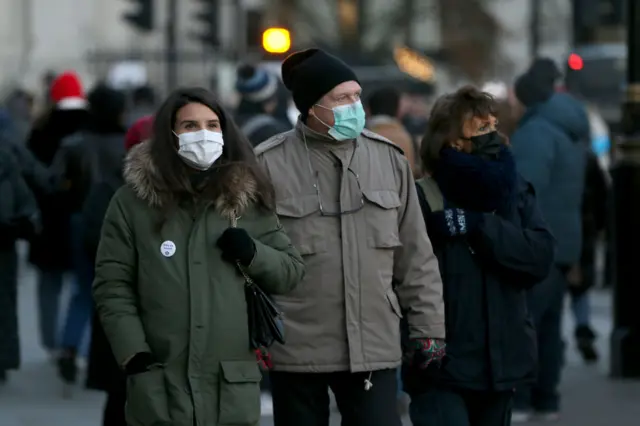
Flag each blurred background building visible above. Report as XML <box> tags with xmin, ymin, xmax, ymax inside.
<box><xmin>0</xmin><ymin>0</ymin><xmax>626</xmax><ymax>121</ymax></box>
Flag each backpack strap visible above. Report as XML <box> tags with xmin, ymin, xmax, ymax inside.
<box><xmin>416</xmin><ymin>176</ymin><xmax>444</xmax><ymax>212</ymax></box>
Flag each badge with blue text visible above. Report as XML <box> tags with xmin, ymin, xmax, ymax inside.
<box><xmin>161</xmin><ymin>241</ymin><xmax>176</xmax><ymax>257</ymax></box>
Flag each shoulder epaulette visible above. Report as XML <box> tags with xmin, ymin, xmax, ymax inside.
<box><xmin>361</xmin><ymin>128</ymin><xmax>405</xmax><ymax>155</ymax></box>
<box><xmin>254</xmin><ymin>133</ymin><xmax>288</xmax><ymax>156</ymax></box>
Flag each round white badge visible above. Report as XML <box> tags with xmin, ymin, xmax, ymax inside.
<box><xmin>160</xmin><ymin>241</ymin><xmax>176</xmax><ymax>257</ymax></box>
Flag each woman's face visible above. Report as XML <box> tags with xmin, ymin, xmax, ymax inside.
<box><xmin>174</xmin><ymin>102</ymin><xmax>221</xmax><ymax>136</ymax></box>
<box><xmin>451</xmin><ymin>114</ymin><xmax>498</xmax><ymax>153</ymax></box>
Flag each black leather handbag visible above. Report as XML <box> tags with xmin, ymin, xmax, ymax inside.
<box><xmin>242</xmin><ymin>272</ymin><xmax>286</xmax><ymax>349</ymax></box>
<box><xmin>230</xmin><ymin>214</ymin><xmax>285</xmax><ymax>349</ymax></box>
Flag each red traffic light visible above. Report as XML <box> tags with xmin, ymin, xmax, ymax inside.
<box><xmin>568</xmin><ymin>53</ymin><xmax>584</xmax><ymax>71</ymax></box>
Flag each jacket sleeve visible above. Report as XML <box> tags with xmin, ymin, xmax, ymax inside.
<box><xmin>9</xmin><ymin>141</ymin><xmax>59</xmax><ymax>194</ymax></box>
<box><xmin>246</xmin><ymin>212</ymin><xmax>305</xmax><ymax>295</ymax></box>
<box><xmin>0</xmin><ymin>148</ymin><xmax>40</xmax><ymax>223</ymax></box>
<box><xmin>510</xmin><ymin>124</ymin><xmax>555</xmax><ymax>195</ymax></box>
<box><xmin>393</xmin><ymin>156</ymin><xmax>446</xmax><ymax>340</ymax></box>
<box><xmin>93</xmin><ymin>193</ymin><xmax>150</xmax><ymax>365</ymax></box>
<box><xmin>470</xmin><ymin>182</ymin><xmax>555</xmax><ymax>289</ymax></box>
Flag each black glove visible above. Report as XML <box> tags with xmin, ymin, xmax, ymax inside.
<box><xmin>124</xmin><ymin>352</ymin><xmax>162</xmax><ymax>375</ymax></box>
<box><xmin>13</xmin><ymin>216</ymin><xmax>37</xmax><ymax>240</ymax></box>
<box><xmin>0</xmin><ymin>217</ymin><xmax>36</xmax><ymax>245</ymax></box>
<box><xmin>0</xmin><ymin>222</ymin><xmax>19</xmax><ymax>247</ymax></box>
<box><xmin>216</xmin><ymin>228</ymin><xmax>256</xmax><ymax>266</ymax></box>
<box><xmin>427</xmin><ymin>208</ymin><xmax>483</xmax><ymax>239</ymax></box>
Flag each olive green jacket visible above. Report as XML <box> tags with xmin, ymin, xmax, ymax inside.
<box><xmin>93</xmin><ymin>142</ymin><xmax>304</xmax><ymax>426</ymax></box>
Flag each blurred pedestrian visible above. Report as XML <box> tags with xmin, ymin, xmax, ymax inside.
<box><xmin>273</xmin><ymin>79</ymin><xmax>295</xmax><ymax>129</ymax></box>
<box><xmin>400</xmin><ymin>93</ymin><xmax>430</xmax><ymax>152</ymax></box>
<box><xmin>38</xmin><ymin>70</ymin><xmax>57</xmax><ymax>112</ymax></box>
<box><xmin>3</xmin><ymin>89</ymin><xmax>35</xmax><ymax>144</ymax></box>
<box><xmin>26</xmin><ymin>71</ymin><xmax>90</xmax><ymax>359</ymax></box>
<box><xmin>0</xmin><ymin>106</ymin><xmax>57</xmax><ymax>194</ymax></box>
<box><xmin>405</xmin><ymin>86</ymin><xmax>554</xmax><ymax>426</ymax></box>
<box><xmin>93</xmin><ymin>87</ymin><xmax>304</xmax><ymax>426</ymax></box>
<box><xmin>366</xmin><ymin>87</ymin><xmax>420</xmax><ymax>178</ymax></box>
<box><xmin>85</xmin><ymin>115</ymin><xmax>153</xmax><ymax>426</ymax></box>
<box><xmin>235</xmin><ymin>64</ymin><xmax>290</xmax><ymax>147</ymax></box>
<box><xmin>0</xmin><ymin>142</ymin><xmax>40</xmax><ymax>384</ymax></box>
<box><xmin>510</xmin><ymin>58</ymin><xmax>588</xmax><ymax>422</ymax></box>
<box><xmin>572</xmin><ymin>106</ymin><xmax>610</xmax><ymax>362</ymax></box>
<box><xmin>481</xmin><ymin>81</ymin><xmax>523</xmax><ymax>138</ymax></box>
<box><xmin>52</xmin><ymin>83</ymin><xmax>128</xmax><ymax>387</ymax></box>
<box><xmin>256</xmin><ymin>48</ymin><xmax>445</xmax><ymax>426</ymax></box>
<box><xmin>575</xmin><ymin>148</ymin><xmax>608</xmax><ymax>361</ymax></box>
<box><xmin>127</xmin><ymin>85</ymin><xmax>156</xmax><ymax>127</ymax></box>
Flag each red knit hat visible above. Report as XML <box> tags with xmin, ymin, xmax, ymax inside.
<box><xmin>125</xmin><ymin>115</ymin><xmax>154</xmax><ymax>152</ymax></box>
<box><xmin>50</xmin><ymin>71</ymin><xmax>87</xmax><ymax>110</ymax></box>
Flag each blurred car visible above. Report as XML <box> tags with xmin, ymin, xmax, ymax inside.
<box><xmin>564</xmin><ymin>43</ymin><xmax>626</xmax><ymax>132</ymax></box>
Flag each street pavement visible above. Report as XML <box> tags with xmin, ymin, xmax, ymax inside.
<box><xmin>1</xmin><ymin>244</ymin><xmax>639</xmax><ymax>426</ymax></box>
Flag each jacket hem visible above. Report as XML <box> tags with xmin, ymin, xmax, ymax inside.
<box><xmin>407</xmin><ymin>376</ymin><xmax>536</xmax><ymax>393</ymax></box>
<box><xmin>271</xmin><ymin>360</ymin><xmax>401</xmax><ymax>373</ymax></box>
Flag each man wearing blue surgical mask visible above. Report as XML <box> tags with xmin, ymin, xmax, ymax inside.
<box><xmin>255</xmin><ymin>48</ymin><xmax>445</xmax><ymax>426</ymax></box>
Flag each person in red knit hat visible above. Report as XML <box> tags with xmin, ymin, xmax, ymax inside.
<box><xmin>49</xmin><ymin>72</ymin><xmax>88</xmax><ymax>110</ymax></box>
<box><xmin>25</xmin><ymin>71</ymin><xmax>90</xmax><ymax>364</ymax></box>
<box><xmin>124</xmin><ymin>114</ymin><xmax>153</xmax><ymax>152</ymax></box>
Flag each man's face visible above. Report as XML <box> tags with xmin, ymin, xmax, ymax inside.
<box><xmin>309</xmin><ymin>80</ymin><xmax>362</xmax><ymax>128</ymax></box>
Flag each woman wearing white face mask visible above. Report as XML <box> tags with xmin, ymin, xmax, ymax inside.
<box><xmin>92</xmin><ymin>87</ymin><xmax>305</xmax><ymax>426</ymax></box>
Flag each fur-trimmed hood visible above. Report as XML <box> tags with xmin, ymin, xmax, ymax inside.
<box><xmin>123</xmin><ymin>142</ymin><xmax>258</xmax><ymax>220</ymax></box>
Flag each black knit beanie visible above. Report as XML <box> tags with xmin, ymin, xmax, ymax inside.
<box><xmin>281</xmin><ymin>49</ymin><xmax>359</xmax><ymax>119</ymax></box>
<box><xmin>514</xmin><ymin>58</ymin><xmax>561</xmax><ymax>107</ymax></box>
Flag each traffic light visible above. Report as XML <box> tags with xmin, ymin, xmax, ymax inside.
<box><xmin>567</xmin><ymin>53</ymin><xmax>584</xmax><ymax>71</ymax></box>
<box><xmin>122</xmin><ymin>0</ymin><xmax>154</xmax><ymax>32</ymax></box>
<box><xmin>192</xmin><ymin>0</ymin><xmax>219</xmax><ymax>47</ymax></box>
<box><xmin>262</xmin><ymin>28</ymin><xmax>291</xmax><ymax>54</ymax></box>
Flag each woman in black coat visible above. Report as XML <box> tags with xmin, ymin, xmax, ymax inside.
<box><xmin>0</xmin><ymin>144</ymin><xmax>39</xmax><ymax>383</ymax></box>
<box><xmin>403</xmin><ymin>86</ymin><xmax>555</xmax><ymax>426</ymax></box>
<box><xmin>84</xmin><ymin>115</ymin><xmax>152</xmax><ymax>426</ymax></box>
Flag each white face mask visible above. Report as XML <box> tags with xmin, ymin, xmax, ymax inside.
<box><xmin>174</xmin><ymin>129</ymin><xmax>224</xmax><ymax>170</ymax></box>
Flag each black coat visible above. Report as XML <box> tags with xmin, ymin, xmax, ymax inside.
<box><xmin>404</xmin><ymin>176</ymin><xmax>555</xmax><ymax>393</ymax></box>
<box><xmin>84</xmin><ymin>180</ymin><xmax>125</xmax><ymax>392</ymax></box>
<box><xmin>577</xmin><ymin>151</ymin><xmax>609</xmax><ymax>296</ymax></box>
<box><xmin>26</xmin><ymin>109</ymin><xmax>89</xmax><ymax>271</ymax></box>
<box><xmin>0</xmin><ymin>145</ymin><xmax>39</xmax><ymax>371</ymax></box>
<box><xmin>74</xmin><ymin>133</ymin><xmax>126</xmax><ymax>392</ymax></box>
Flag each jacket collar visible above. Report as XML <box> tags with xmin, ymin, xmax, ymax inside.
<box><xmin>294</xmin><ymin>118</ymin><xmax>355</xmax><ymax>150</ymax></box>
<box><xmin>123</xmin><ymin>141</ymin><xmax>258</xmax><ymax>220</ymax></box>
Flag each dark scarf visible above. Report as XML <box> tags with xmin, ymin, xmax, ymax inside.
<box><xmin>433</xmin><ymin>145</ymin><xmax>517</xmax><ymax>212</ymax></box>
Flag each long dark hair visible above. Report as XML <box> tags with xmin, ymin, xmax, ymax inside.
<box><xmin>149</xmin><ymin>87</ymin><xmax>275</xmax><ymax>211</ymax></box>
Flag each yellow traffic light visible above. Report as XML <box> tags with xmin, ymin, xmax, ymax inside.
<box><xmin>262</xmin><ymin>28</ymin><xmax>291</xmax><ymax>54</ymax></box>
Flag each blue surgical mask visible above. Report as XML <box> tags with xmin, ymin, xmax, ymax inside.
<box><xmin>315</xmin><ymin>101</ymin><xmax>366</xmax><ymax>141</ymax></box>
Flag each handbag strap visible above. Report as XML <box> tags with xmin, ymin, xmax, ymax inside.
<box><xmin>229</xmin><ymin>211</ymin><xmax>255</xmax><ymax>286</ymax></box>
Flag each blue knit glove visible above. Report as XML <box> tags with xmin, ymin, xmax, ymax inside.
<box><xmin>427</xmin><ymin>208</ymin><xmax>483</xmax><ymax>239</ymax></box>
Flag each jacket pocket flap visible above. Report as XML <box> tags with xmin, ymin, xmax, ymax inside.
<box><xmin>276</xmin><ymin>195</ymin><xmax>319</xmax><ymax>218</ymax></box>
<box><xmin>220</xmin><ymin>360</ymin><xmax>262</xmax><ymax>383</ymax></box>
<box><xmin>363</xmin><ymin>189</ymin><xmax>401</xmax><ymax>210</ymax></box>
